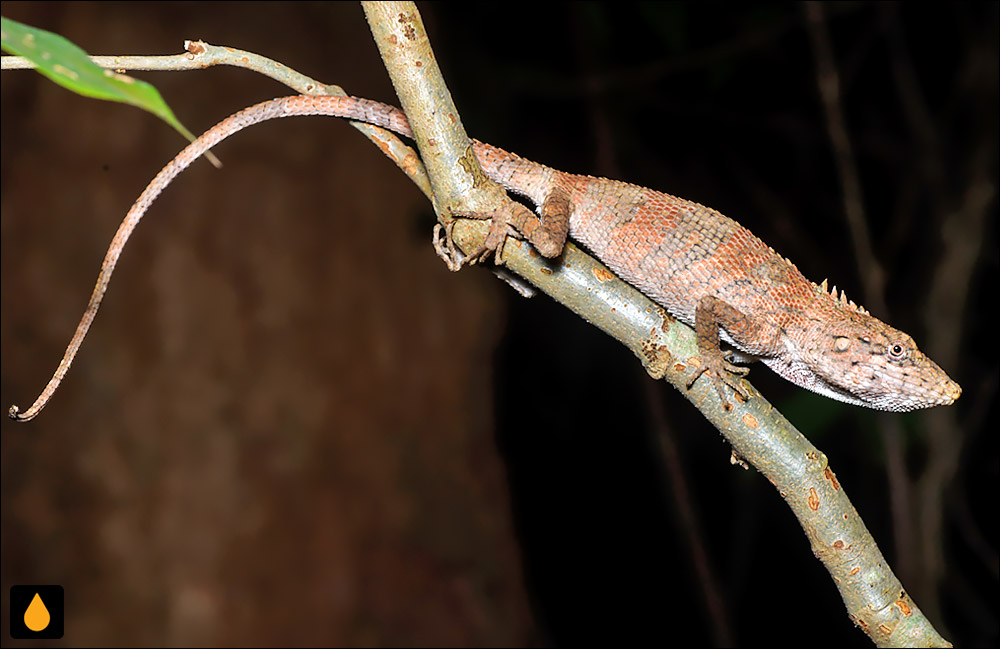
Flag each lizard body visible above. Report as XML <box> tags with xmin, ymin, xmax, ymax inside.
<box><xmin>472</xmin><ymin>140</ymin><xmax>960</xmax><ymax>411</ymax></box>
<box><xmin>9</xmin><ymin>95</ymin><xmax>960</xmax><ymax>420</ymax></box>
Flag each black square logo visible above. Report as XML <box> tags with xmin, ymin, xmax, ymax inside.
<box><xmin>9</xmin><ymin>585</ymin><xmax>64</xmax><ymax>639</ymax></box>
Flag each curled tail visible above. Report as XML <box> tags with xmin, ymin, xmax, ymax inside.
<box><xmin>10</xmin><ymin>95</ymin><xmax>413</xmax><ymax>421</ymax></box>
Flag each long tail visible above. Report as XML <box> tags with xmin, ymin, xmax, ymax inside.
<box><xmin>10</xmin><ymin>95</ymin><xmax>413</xmax><ymax>421</ymax></box>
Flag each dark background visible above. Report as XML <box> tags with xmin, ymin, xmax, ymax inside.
<box><xmin>2</xmin><ymin>2</ymin><xmax>995</xmax><ymax>646</ymax></box>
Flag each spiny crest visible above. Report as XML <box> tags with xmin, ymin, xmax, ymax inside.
<box><xmin>816</xmin><ymin>278</ymin><xmax>870</xmax><ymax>316</ymax></box>
<box><xmin>765</xmin><ymin>248</ymin><xmax>802</xmax><ymax>273</ymax></box>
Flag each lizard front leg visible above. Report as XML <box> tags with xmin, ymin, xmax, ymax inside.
<box><xmin>687</xmin><ymin>295</ymin><xmax>763</xmax><ymax>409</ymax></box>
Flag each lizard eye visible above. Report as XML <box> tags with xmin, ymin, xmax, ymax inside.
<box><xmin>888</xmin><ymin>343</ymin><xmax>908</xmax><ymax>360</ymax></box>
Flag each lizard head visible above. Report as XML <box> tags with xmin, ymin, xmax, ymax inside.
<box><xmin>772</xmin><ymin>284</ymin><xmax>962</xmax><ymax>411</ymax></box>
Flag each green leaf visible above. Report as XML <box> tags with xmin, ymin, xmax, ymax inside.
<box><xmin>1</xmin><ymin>16</ymin><xmax>219</xmax><ymax>167</ymax></box>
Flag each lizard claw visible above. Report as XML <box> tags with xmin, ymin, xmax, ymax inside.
<box><xmin>433</xmin><ymin>221</ymin><xmax>495</xmax><ymax>270</ymax></box>
<box><xmin>686</xmin><ymin>351</ymin><xmax>751</xmax><ymax>410</ymax></box>
<box><xmin>432</xmin><ymin>211</ymin><xmax>518</xmax><ymax>271</ymax></box>
<box><xmin>433</xmin><ymin>222</ymin><xmax>466</xmax><ymax>271</ymax></box>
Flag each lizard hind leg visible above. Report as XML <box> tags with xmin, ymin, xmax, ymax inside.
<box><xmin>529</xmin><ymin>186</ymin><xmax>572</xmax><ymax>257</ymax></box>
<box><xmin>435</xmin><ymin>202</ymin><xmax>527</xmax><ymax>269</ymax></box>
<box><xmin>440</xmin><ymin>185</ymin><xmax>572</xmax><ymax>269</ymax></box>
<box><xmin>490</xmin><ymin>185</ymin><xmax>571</xmax><ymax>259</ymax></box>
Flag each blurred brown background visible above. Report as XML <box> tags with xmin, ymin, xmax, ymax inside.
<box><xmin>2</xmin><ymin>2</ymin><xmax>996</xmax><ymax>647</ymax></box>
<box><xmin>2</xmin><ymin>2</ymin><xmax>524</xmax><ymax>646</ymax></box>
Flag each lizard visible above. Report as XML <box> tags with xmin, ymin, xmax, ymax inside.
<box><xmin>8</xmin><ymin>94</ymin><xmax>962</xmax><ymax>421</ymax></box>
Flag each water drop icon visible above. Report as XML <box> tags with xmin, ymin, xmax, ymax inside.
<box><xmin>24</xmin><ymin>592</ymin><xmax>51</xmax><ymax>632</ymax></box>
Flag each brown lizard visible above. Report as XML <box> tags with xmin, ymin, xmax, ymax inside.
<box><xmin>8</xmin><ymin>95</ymin><xmax>961</xmax><ymax>421</ymax></box>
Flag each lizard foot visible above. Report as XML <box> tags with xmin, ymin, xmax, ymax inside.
<box><xmin>432</xmin><ymin>222</ymin><xmax>467</xmax><ymax>271</ymax></box>
<box><xmin>432</xmin><ymin>208</ymin><xmax>520</xmax><ymax>271</ymax></box>
<box><xmin>433</xmin><ymin>188</ymin><xmax>568</xmax><ymax>270</ymax></box>
<box><xmin>686</xmin><ymin>351</ymin><xmax>751</xmax><ymax>410</ymax></box>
